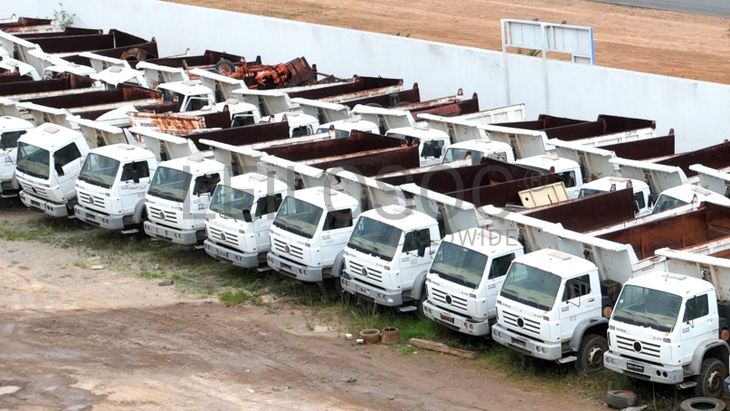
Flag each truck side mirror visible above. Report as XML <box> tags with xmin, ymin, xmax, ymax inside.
<box><xmin>242</xmin><ymin>209</ymin><xmax>252</xmax><ymax>223</ymax></box>
<box><xmin>55</xmin><ymin>163</ymin><xmax>64</xmax><ymax>176</ymax></box>
<box><xmin>417</xmin><ymin>244</ymin><xmax>426</xmax><ymax>258</ymax></box>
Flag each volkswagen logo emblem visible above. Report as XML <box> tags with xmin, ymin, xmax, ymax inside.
<box><xmin>284</xmin><ymin>244</ymin><xmax>290</xmax><ymax>254</ymax></box>
<box><xmin>159</xmin><ymin>211</ymin><xmax>165</xmax><ymax>220</ymax></box>
<box><xmin>361</xmin><ymin>267</ymin><xmax>368</xmax><ymax>277</ymax></box>
<box><xmin>220</xmin><ymin>232</ymin><xmax>226</xmax><ymax>241</ymax></box>
<box><xmin>633</xmin><ymin>341</ymin><xmax>642</xmax><ymax>352</ymax></box>
<box><xmin>445</xmin><ymin>295</ymin><xmax>452</xmax><ymax>304</ymax></box>
<box><xmin>517</xmin><ymin>318</ymin><xmax>525</xmax><ymax>328</ymax></box>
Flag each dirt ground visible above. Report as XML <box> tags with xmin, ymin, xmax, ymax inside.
<box><xmin>167</xmin><ymin>0</ymin><xmax>730</xmax><ymax>84</ymax></box>
<box><xmin>0</xmin><ymin>204</ymin><xmax>606</xmax><ymax>410</ymax></box>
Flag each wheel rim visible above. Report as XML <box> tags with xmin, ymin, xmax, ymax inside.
<box><xmin>587</xmin><ymin>345</ymin><xmax>604</xmax><ymax>369</ymax></box>
<box><xmin>707</xmin><ymin>368</ymin><xmax>723</xmax><ymax>395</ymax></box>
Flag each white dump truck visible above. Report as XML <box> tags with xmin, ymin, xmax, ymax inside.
<box><xmin>15</xmin><ymin>122</ymin><xmax>89</xmax><ymax>216</ymax></box>
<box><xmin>0</xmin><ymin>115</ymin><xmax>34</xmax><ymax>197</ymax></box>
<box><xmin>605</xmin><ymin>250</ymin><xmax>730</xmax><ymax>398</ymax></box>
<box><xmin>578</xmin><ymin>176</ymin><xmax>652</xmax><ymax>217</ymax></box>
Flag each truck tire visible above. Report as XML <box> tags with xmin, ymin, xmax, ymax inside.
<box><xmin>575</xmin><ymin>333</ymin><xmax>608</xmax><ymax>373</ymax></box>
<box><xmin>215</xmin><ymin>59</ymin><xmax>236</xmax><ymax>76</ymax></box>
<box><xmin>415</xmin><ymin>290</ymin><xmax>428</xmax><ymax>319</ymax></box>
<box><xmin>680</xmin><ymin>397</ymin><xmax>726</xmax><ymax>411</ymax></box>
<box><xmin>605</xmin><ymin>390</ymin><xmax>637</xmax><ymax>409</ymax></box>
<box><xmin>695</xmin><ymin>357</ymin><xmax>727</xmax><ymax>398</ymax></box>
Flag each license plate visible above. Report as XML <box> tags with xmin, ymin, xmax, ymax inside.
<box><xmin>86</xmin><ymin>213</ymin><xmax>96</xmax><ymax>220</ymax></box>
<box><xmin>31</xmin><ymin>200</ymin><xmax>40</xmax><ymax>207</ymax></box>
<box><xmin>281</xmin><ymin>263</ymin><xmax>291</xmax><ymax>270</ymax></box>
<box><xmin>440</xmin><ymin>313</ymin><xmax>454</xmax><ymax>323</ymax></box>
<box><xmin>626</xmin><ymin>362</ymin><xmax>645</xmax><ymax>373</ymax></box>
<box><xmin>511</xmin><ymin>337</ymin><xmax>526</xmax><ymax>347</ymax></box>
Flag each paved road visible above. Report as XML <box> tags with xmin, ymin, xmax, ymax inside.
<box><xmin>592</xmin><ymin>0</ymin><xmax>730</xmax><ymax>18</ymax></box>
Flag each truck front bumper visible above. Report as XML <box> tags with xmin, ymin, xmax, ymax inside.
<box><xmin>491</xmin><ymin>323</ymin><xmax>561</xmax><ymax>361</ymax></box>
<box><xmin>604</xmin><ymin>351</ymin><xmax>684</xmax><ymax>384</ymax></box>
<box><xmin>340</xmin><ymin>275</ymin><xmax>402</xmax><ymax>307</ymax></box>
<box><xmin>143</xmin><ymin>220</ymin><xmax>201</xmax><ymax>245</ymax></box>
<box><xmin>422</xmin><ymin>300</ymin><xmax>491</xmax><ymax>337</ymax></box>
<box><xmin>267</xmin><ymin>252</ymin><xmax>323</xmax><ymax>282</ymax></box>
<box><xmin>74</xmin><ymin>204</ymin><xmax>128</xmax><ymax>230</ymax></box>
<box><xmin>19</xmin><ymin>190</ymin><xmax>68</xmax><ymax>217</ymax></box>
<box><xmin>204</xmin><ymin>239</ymin><xmax>260</xmax><ymax>268</ymax></box>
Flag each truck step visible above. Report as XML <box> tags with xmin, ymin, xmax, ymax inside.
<box><xmin>255</xmin><ymin>266</ymin><xmax>272</xmax><ymax>273</ymax></box>
<box><xmin>193</xmin><ymin>244</ymin><xmax>205</xmax><ymax>250</ymax></box>
<box><xmin>120</xmin><ymin>229</ymin><xmax>139</xmax><ymax>235</ymax></box>
<box><xmin>678</xmin><ymin>381</ymin><xmax>697</xmax><ymax>389</ymax></box>
<box><xmin>0</xmin><ymin>194</ymin><xmax>18</xmax><ymax>199</ymax></box>
<box><xmin>557</xmin><ymin>355</ymin><xmax>577</xmax><ymax>364</ymax></box>
<box><xmin>397</xmin><ymin>305</ymin><xmax>417</xmax><ymax>313</ymax></box>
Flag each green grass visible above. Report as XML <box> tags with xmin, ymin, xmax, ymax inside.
<box><xmin>218</xmin><ymin>290</ymin><xmax>252</xmax><ymax>305</ymax></box>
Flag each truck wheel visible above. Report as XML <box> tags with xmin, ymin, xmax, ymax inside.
<box><xmin>605</xmin><ymin>390</ymin><xmax>637</xmax><ymax>409</ymax></box>
<box><xmin>680</xmin><ymin>397</ymin><xmax>726</xmax><ymax>411</ymax></box>
<box><xmin>415</xmin><ymin>291</ymin><xmax>428</xmax><ymax>319</ymax></box>
<box><xmin>575</xmin><ymin>333</ymin><xmax>607</xmax><ymax>373</ymax></box>
<box><xmin>695</xmin><ymin>357</ymin><xmax>727</xmax><ymax>398</ymax></box>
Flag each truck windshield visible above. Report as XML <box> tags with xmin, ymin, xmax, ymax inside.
<box><xmin>209</xmin><ymin>185</ymin><xmax>254</xmax><ymax>220</ymax></box>
<box><xmin>16</xmin><ymin>141</ymin><xmax>49</xmax><ymax>179</ymax></box>
<box><xmin>315</xmin><ymin>127</ymin><xmax>350</xmax><ymax>138</ymax></box>
<box><xmin>346</xmin><ymin>216</ymin><xmax>402</xmax><ymax>261</ymax></box>
<box><xmin>430</xmin><ymin>241</ymin><xmax>487</xmax><ymax>289</ymax></box>
<box><xmin>578</xmin><ymin>188</ymin><xmax>602</xmax><ymax>197</ymax></box>
<box><xmin>161</xmin><ymin>89</ymin><xmax>185</xmax><ymax>104</ymax></box>
<box><xmin>78</xmin><ymin>153</ymin><xmax>120</xmax><ymax>189</ymax></box>
<box><xmin>443</xmin><ymin>148</ymin><xmax>480</xmax><ymax>163</ymax></box>
<box><xmin>147</xmin><ymin>166</ymin><xmax>192</xmax><ymax>203</ymax></box>
<box><xmin>652</xmin><ymin>194</ymin><xmax>687</xmax><ymax>214</ymax></box>
<box><xmin>500</xmin><ymin>262</ymin><xmax>561</xmax><ymax>311</ymax></box>
<box><xmin>272</xmin><ymin>196</ymin><xmax>322</xmax><ymax>239</ymax></box>
<box><xmin>612</xmin><ymin>285</ymin><xmax>681</xmax><ymax>333</ymax></box>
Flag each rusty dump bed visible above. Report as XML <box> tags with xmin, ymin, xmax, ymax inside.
<box><xmin>142</xmin><ymin>50</ymin><xmax>260</xmax><ymax>69</ymax></box>
<box><xmin>0</xmin><ymin>17</ymin><xmax>55</xmax><ymax>32</ymax></box>
<box><xmin>17</xmin><ymin>27</ymin><xmax>102</xmax><ymax>38</ymax></box>
<box><xmin>409</xmin><ymin>93</ymin><xmax>480</xmax><ymax>118</ymax></box>
<box><xmin>524</xmin><ymin>189</ymin><xmax>635</xmax><ymax>232</ymax></box>
<box><xmin>379</xmin><ymin>157</ymin><xmax>537</xmax><ymax>188</ymax></box>
<box><xmin>82</xmin><ymin>102</ymin><xmax>179</xmax><ymax>121</ymax></box>
<box><xmin>599</xmin><ymin>203</ymin><xmax>730</xmax><ymax>260</ymax></box>
<box><xmin>0</xmin><ymin>72</ymin><xmax>28</xmax><ymax>83</ymax></box>
<box><xmin>0</xmin><ymin>73</ymin><xmax>95</xmax><ymax>98</ymax></box>
<box><xmin>450</xmin><ymin>174</ymin><xmax>558</xmax><ymax>208</ymax></box>
<box><xmin>184</xmin><ymin>121</ymin><xmax>291</xmax><ymax>151</ymax></box>
<box><xmin>496</xmin><ymin>114</ymin><xmax>585</xmax><ymax>130</ymax></box>
<box><xmin>314</xmin><ymin>145</ymin><xmax>421</xmax><ymax>177</ymax></box>
<box><xmin>601</xmin><ymin>132</ymin><xmax>675</xmax><ymax>160</ymax></box>
<box><xmin>340</xmin><ymin>84</ymin><xmax>421</xmax><ymax>108</ymax></box>
<box><xmin>656</xmin><ymin>140</ymin><xmax>730</xmax><ymax>177</ymax></box>
<box><xmin>22</xmin><ymin>29</ymin><xmax>158</xmax><ymax>64</ymax></box>
<box><xmin>542</xmin><ymin>114</ymin><xmax>655</xmax><ymax>141</ymax></box>
<box><xmin>287</xmin><ymin>76</ymin><xmax>403</xmax><ymax>100</ymax></box>
<box><xmin>28</xmin><ymin>85</ymin><xmax>161</xmax><ymax>109</ymax></box>
<box><xmin>263</xmin><ymin>130</ymin><xmax>402</xmax><ymax>162</ymax></box>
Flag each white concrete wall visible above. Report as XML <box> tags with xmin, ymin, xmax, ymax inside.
<box><xmin>4</xmin><ymin>0</ymin><xmax>730</xmax><ymax>151</ymax></box>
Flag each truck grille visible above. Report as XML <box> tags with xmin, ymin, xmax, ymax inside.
<box><xmin>502</xmin><ymin>309</ymin><xmax>540</xmax><ymax>334</ymax></box>
<box><xmin>347</xmin><ymin>259</ymin><xmax>383</xmax><ymax>284</ymax></box>
<box><xmin>148</xmin><ymin>206</ymin><xmax>177</xmax><ymax>224</ymax></box>
<box><xmin>23</xmin><ymin>184</ymin><xmax>48</xmax><ymax>199</ymax></box>
<box><xmin>273</xmin><ymin>237</ymin><xmax>303</xmax><ymax>259</ymax></box>
<box><xmin>430</xmin><ymin>286</ymin><xmax>468</xmax><ymax>311</ymax></box>
<box><xmin>615</xmin><ymin>335</ymin><xmax>661</xmax><ymax>359</ymax></box>
<box><xmin>78</xmin><ymin>191</ymin><xmax>105</xmax><ymax>208</ymax></box>
<box><xmin>208</xmin><ymin>226</ymin><xmax>238</xmax><ymax>248</ymax></box>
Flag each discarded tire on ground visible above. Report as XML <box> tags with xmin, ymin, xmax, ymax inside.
<box><xmin>606</xmin><ymin>390</ymin><xmax>637</xmax><ymax>409</ymax></box>
<box><xmin>680</xmin><ymin>397</ymin><xmax>726</xmax><ymax>411</ymax></box>
<box><xmin>359</xmin><ymin>329</ymin><xmax>381</xmax><ymax>344</ymax></box>
<box><xmin>381</xmin><ymin>327</ymin><xmax>400</xmax><ymax>345</ymax></box>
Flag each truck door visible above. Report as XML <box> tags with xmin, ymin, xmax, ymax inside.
<box><xmin>400</xmin><ymin>227</ymin><xmax>437</xmax><ymax>289</ymax></box>
<box><xmin>191</xmin><ymin>173</ymin><xmax>220</xmax><ymax>223</ymax></box>
<box><xmin>52</xmin><ymin>142</ymin><xmax>83</xmax><ymax>198</ymax></box>
<box><xmin>679</xmin><ymin>293</ymin><xmax>715</xmax><ymax>361</ymax></box>
<box><xmin>320</xmin><ymin>208</ymin><xmax>354</xmax><ymax>270</ymax></box>
<box><xmin>558</xmin><ymin>274</ymin><xmax>600</xmax><ymax>344</ymax></box>
<box><xmin>253</xmin><ymin>193</ymin><xmax>283</xmax><ymax>250</ymax></box>
<box><xmin>484</xmin><ymin>253</ymin><xmax>516</xmax><ymax>317</ymax></box>
<box><xmin>119</xmin><ymin>160</ymin><xmax>151</xmax><ymax>210</ymax></box>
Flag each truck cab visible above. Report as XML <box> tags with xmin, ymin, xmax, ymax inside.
<box><xmin>204</xmin><ymin>173</ymin><xmax>288</xmax><ymax>268</ymax></box>
<box><xmin>340</xmin><ymin>205</ymin><xmax>441</xmax><ymax>309</ymax></box>
<box><xmin>0</xmin><ymin>116</ymin><xmax>33</xmax><ymax>197</ymax></box>
<box><xmin>605</xmin><ymin>272</ymin><xmax>729</xmax><ymax>397</ymax></box>
<box><xmin>143</xmin><ymin>153</ymin><xmax>225</xmax><ymax>245</ymax></box>
<box><xmin>578</xmin><ymin>176</ymin><xmax>652</xmax><ymax>217</ymax></box>
<box><xmin>652</xmin><ymin>184</ymin><xmax>730</xmax><ymax>214</ymax></box>
<box><xmin>157</xmin><ymin>80</ymin><xmax>215</xmax><ymax>112</ymax></box>
<box><xmin>423</xmin><ymin>228</ymin><xmax>524</xmax><ymax>336</ymax></box>
<box><xmin>74</xmin><ymin>144</ymin><xmax>157</xmax><ymax>231</ymax></box>
<box><xmin>266</xmin><ymin>187</ymin><xmax>359</xmax><ymax>282</ymax></box>
<box><xmin>441</xmin><ymin>139</ymin><xmax>515</xmax><ymax>165</ymax></box>
<box><xmin>492</xmin><ymin>249</ymin><xmax>610</xmax><ymax>372</ymax></box>
<box><xmin>260</xmin><ymin>111</ymin><xmax>320</xmax><ymax>138</ymax></box>
<box><xmin>514</xmin><ymin>153</ymin><xmax>583</xmax><ymax>198</ymax></box>
<box><xmin>16</xmin><ymin>123</ymin><xmax>89</xmax><ymax>217</ymax></box>
<box><xmin>385</xmin><ymin>122</ymin><xmax>451</xmax><ymax>167</ymax></box>
<box><xmin>315</xmin><ymin>116</ymin><xmax>379</xmax><ymax>138</ymax></box>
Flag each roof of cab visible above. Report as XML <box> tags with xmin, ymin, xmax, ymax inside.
<box><xmin>288</xmin><ymin>186</ymin><xmax>360</xmax><ymax>211</ymax></box>
<box><xmin>624</xmin><ymin>271</ymin><xmax>713</xmax><ymax>297</ymax></box>
<box><xmin>90</xmin><ymin>144</ymin><xmax>156</xmax><ymax>163</ymax></box>
<box><xmin>19</xmin><ymin>123</ymin><xmax>82</xmax><ymax>150</ymax></box>
<box><xmin>514</xmin><ymin>248</ymin><xmax>597</xmax><ymax>278</ymax></box>
<box><xmin>659</xmin><ymin>184</ymin><xmax>730</xmax><ymax>206</ymax></box>
<box><xmin>386</xmin><ymin>122</ymin><xmax>450</xmax><ymax>140</ymax></box>
<box><xmin>157</xmin><ymin>79</ymin><xmax>212</xmax><ymax>96</ymax></box>
<box><xmin>0</xmin><ymin>116</ymin><xmax>33</xmax><ymax>131</ymax></box>
<box><xmin>157</xmin><ymin>153</ymin><xmax>224</xmax><ymax>175</ymax></box>
<box><xmin>442</xmin><ymin>227</ymin><xmax>523</xmax><ymax>256</ymax></box>
<box><xmin>514</xmin><ymin>153</ymin><xmax>579</xmax><ymax>173</ymax></box>
<box><xmin>227</xmin><ymin>172</ymin><xmax>288</xmax><ymax>197</ymax></box>
<box><xmin>359</xmin><ymin>204</ymin><xmax>438</xmax><ymax>232</ymax></box>
<box><xmin>581</xmin><ymin>176</ymin><xmax>649</xmax><ymax>193</ymax></box>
